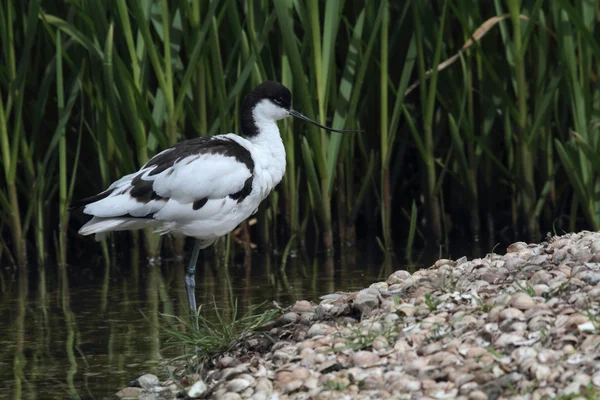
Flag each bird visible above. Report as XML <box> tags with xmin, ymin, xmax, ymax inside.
<box><xmin>70</xmin><ymin>81</ymin><xmax>360</xmax><ymax>313</ymax></box>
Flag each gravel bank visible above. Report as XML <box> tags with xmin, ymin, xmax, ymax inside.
<box><xmin>118</xmin><ymin>231</ymin><xmax>600</xmax><ymax>400</ymax></box>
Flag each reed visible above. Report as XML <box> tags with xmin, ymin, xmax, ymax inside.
<box><xmin>0</xmin><ymin>0</ymin><xmax>599</xmax><ymax>268</ymax></box>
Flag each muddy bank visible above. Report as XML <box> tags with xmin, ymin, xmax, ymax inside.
<box><xmin>118</xmin><ymin>231</ymin><xmax>600</xmax><ymax>399</ymax></box>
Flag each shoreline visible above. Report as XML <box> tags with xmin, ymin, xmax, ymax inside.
<box><xmin>118</xmin><ymin>231</ymin><xmax>600</xmax><ymax>399</ymax></box>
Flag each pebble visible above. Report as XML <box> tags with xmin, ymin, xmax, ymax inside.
<box><xmin>372</xmin><ymin>335</ymin><xmax>389</xmax><ymax>351</ymax></box>
<box><xmin>510</xmin><ymin>293</ymin><xmax>536</xmax><ymax>310</ymax></box>
<box><xmin>386</xmin><ymin>270</ymin><xmax>411</xmax><ymax>285</ymax></box>
<box><xmin>499</xmin><ymin>307</ymin><xmax>525</xmax><ymax>321</ymax></box>
<box><xmin>277</xmin><ymin>312</ymin><xmax>299</xmax><ymax>326</ymax></box>
<box><xmin>307</xmin><ymin>323</ymin><xmax>334</xmax><ymax>338</ymax></box>
<box><xmin>117</xmin><ymin>230</ymin><xmax>600</xmax><ymax>400</ymax></box>
<box><xmin>291</xmin><ymin>300</ymin><xmax>314</xmax><ymax>313</ymax></box>
<box><xmin>187</xmin><ymin>380</ymin><xmax>208</xmax><ymax>398</ymax></box>
<box><xmin>354</xmin><ymin>289</ymin><xmax>380</xmax><ymax>315</ymax></box>
<box><xmin>351</xmin><ymin>351</ymin><xmax>380</xmax><ymax>367</ymax></box>
<box><xmin>468</xmin><ymin>390</ymin><xmax>488</xmax><ymax>400</ymax></box>
<box><xmin>282</xmin><ymin>380</ymin><xmax>303</xmax><ymax>393</ymax></box>
<box><xmin>116</xmin><ymin>387</ymin><xmax>143</xmax><ymax>398</ymax></box>
<box><xmin>217</xmin><ymin>393</ymin><xmax>242</xmax><ymax>400</ymax></box>
<box><xmin>226</xmin><ymin>378</ymin><xmax>252</xmax><ymax>393</ymax></box>
<box><xmin>136</xmin><ymin>374</ymin><xmax>159</xmax><ymax>390</ymax></box>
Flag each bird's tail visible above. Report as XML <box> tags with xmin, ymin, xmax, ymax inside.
<box><xmin>79</xmin><ymin>216</ymin><xmax>154</xmax><ymax>241</ymax></box>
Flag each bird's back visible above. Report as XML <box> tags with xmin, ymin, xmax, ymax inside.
<box><xmin>72</xmin><ymin>134</ymin><xmax>270</xmax><ymax>242</ymax></box>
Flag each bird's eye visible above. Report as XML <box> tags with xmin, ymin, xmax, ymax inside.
<box><xmin>273</xmin><ymin>97</ymin><xmax>283</xmax><ymax>105</ymax></box>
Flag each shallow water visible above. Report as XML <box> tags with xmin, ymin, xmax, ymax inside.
<box><xmin>0</xmin><ymin>243</ymin><xmax>482</xmax><ymax>399</ymax></box>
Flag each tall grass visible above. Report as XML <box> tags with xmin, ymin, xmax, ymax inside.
<box><xmin>0</xmin><ymin>0</ymin><xmax>599</xmax><ymax>268</ymax></box>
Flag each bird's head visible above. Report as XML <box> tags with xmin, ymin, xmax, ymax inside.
<box><xmin>242</xmin><ymin>81</ymin><xmax>362</xmax><ymax>134</ymax></box>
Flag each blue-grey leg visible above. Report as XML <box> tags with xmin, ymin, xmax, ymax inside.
<box><xmin>185</xmin><ymin>239</ymin><xmax>202</xmax><ymax>314</ymax></box>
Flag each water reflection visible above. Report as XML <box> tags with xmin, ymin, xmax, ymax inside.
<box><xmin>0</xmin><ymin>245</ymin><xmax>459</xmax><ymax>399</ymax></box>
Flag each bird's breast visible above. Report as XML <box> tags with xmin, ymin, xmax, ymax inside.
<box><xmin>252</xmin><ymin>142</ymin><xmax>286</xmax><ymax>198</ymax></box>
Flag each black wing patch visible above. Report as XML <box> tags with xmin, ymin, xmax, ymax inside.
<box><xmin>229</xmin><ymin>177</ymin><xmax>253</xmax><ymax>202</ymax></box>
<box><xmin>69</xmin><ymin>188</ymin><xmax>115</xmax><ymax>211</ymax></box>
<box><xmin>193</xmin><ymin>198</ymin><xmax>208</xmax><ymax>210</ymax></box>
<box><xmin>145</xmin><ymin>137</ymin><xmax>254</xmax><ymax>177</ymax></box>
<box><xmin>70</xmin><ymin>137</ymin><xmax>256</xmax><ymax>216</ymax></box>
<box><xmin>130</xmin><ymin>174</ymin><xmax>165</xmax><ymax>203</ymax></box>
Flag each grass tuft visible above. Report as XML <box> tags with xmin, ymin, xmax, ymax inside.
<box><xmin>159</xmin><ymin>299</ymin><xmax>279</xmax><ymax>363</ymax></box>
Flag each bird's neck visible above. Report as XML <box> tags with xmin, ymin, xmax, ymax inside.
<box><xmin>246</xmin><ymin>116</ymin><xmax>286</xmax><ymax>192</ymax></box>
<box><xmin>248</xmin><ymin>117</ymin><xmax>285</xmax><ymax>159</ymax></box>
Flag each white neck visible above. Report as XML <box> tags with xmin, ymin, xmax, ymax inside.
<box><xmin>247</xmin><ymin>108</ymin><xmax>287</xmax><ymax>194</ymax></box>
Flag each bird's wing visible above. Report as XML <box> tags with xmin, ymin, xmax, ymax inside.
<box><xmin>78</xmin><ymin>136</ymin><xmax>254</xmax><ymax>219</ymax></box>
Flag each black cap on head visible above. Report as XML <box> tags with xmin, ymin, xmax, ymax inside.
<box><xmin>243</xmin><ymin>81</ymin><xmax>292</xmax><ymax>111</ymax></box>
<box><xmin>240</xmin><ymin>80</ymin><xmax>363</xmax><ymax>137</ymax></box>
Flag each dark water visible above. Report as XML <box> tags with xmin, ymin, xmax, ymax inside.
<box><xmin>0</xmin><ymin>242</ymin><xmax>481</xmax><ymax>400</ymax></box>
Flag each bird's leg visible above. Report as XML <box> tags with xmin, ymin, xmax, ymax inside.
<box><xmin>185</xmin><ymin>239</ymin><xmax>202</xmax><ymax>315</ymax></box>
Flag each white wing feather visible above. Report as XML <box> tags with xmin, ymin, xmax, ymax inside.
<box><xmin>83</xmin><ymin>152</ymin><xmax>252</xmax><ymax>219</ymax></box>
<box><xmin>150</xmin><ymin>152</ymin><xmax>251</xmax><ymax>202</ymax></box>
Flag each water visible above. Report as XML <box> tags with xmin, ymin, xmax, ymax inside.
<box><xmin>0</xmin><ymin>245</ymin><xmax>472</xmax><ymax>399</ymax></box>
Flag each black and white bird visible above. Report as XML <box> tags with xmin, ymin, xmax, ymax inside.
<box><xmin>71</xmin><ymin>81</ymin><xmax>359</xmax><ymax>313</ymax></box>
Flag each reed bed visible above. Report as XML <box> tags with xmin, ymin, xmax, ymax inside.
<box><xmin>0</xmin><ymin>0</ymin><xmax>599</xmax><ymax>268</ymax></box>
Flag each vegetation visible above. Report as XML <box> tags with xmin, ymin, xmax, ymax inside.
<box><xmin>160</xmin><ymin>298</ymin><xmax>279</xmax><ymax>361</ymax></box>
<box><xmin>1</xmin><ymin>0</ymin><xmax>600</xmax><ymax>268</ymax></box>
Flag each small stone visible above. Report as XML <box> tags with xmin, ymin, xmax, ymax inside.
<box><xmin>307</xmin><ymin>323</ymin><xmax>334</xmax><ymax>338</ymax></box>
<box><xmin>187</xmin><ymin>380</ymin><xmax>208</xmax><ymax>398</ymax></box>
<box><xmin>226</xmin><ymin>378</ymin><xmax>252</xmax><ymax>393</ymax></box>
<box><xmin>469</xmin><ymin>389</ymin><xmax>488</xmax><ymax>400</ymax></box>
<box><xmin>454</xmin><ymin>373</ymin><xmax>474</xmax><ymax>387</ymax></box>
<box><xmin>304</xmin><ymin>377</ymin><xmax>319</xmax><ymax>390</ymax></box>
<box><xmin>372</xmin><ymin>336</ymin><xmax>389</xmax><ymax>351</ymax></box>
<box><xmin>509</xmin><ymin>293</ymin><xmax>535</xmax><ymax>310</ymax></box>
<box><xmin>507</xmin><ymin>242</ymin><xmax>528</xmax><ymax>253</ymax></box>
<box><xmin>466</xmin><ymin>347</ymin><xmax>488</xmax><ymax>359</ymax></box>
<box><xmin>593</xmin><ymin>371</ymin><xmax>600</xmax><ymax>387</ymax></box>
<box><xmin>434</xmin><ymin>258</ymin><xmax>454</xmax><ymax>268</ymax></box>
<box><xmin>530</xmin><ymin>270</ymin><xmax>552</xmax><ymax>285</ymax></box>
<box><xmin>255</xmin><ymin>377</ymin><xmax>272</xmax><ymax>392</ymax></box>
<box><xmin>215</xmin><ymin>365</ymin><xmax>249</xmax><ymax>381</ymax></box>
<box><xmin>116</xmin><ymin>387</ymin><xmax>143</xmax><ymax>398</ymax></box>
<box><xmin>291</xmin><ymin>300</ymin><xmax>314</xmax><ymax>313</ymax></box>
<box><xmin>387</xmin><ymin>270</ymin><xmax>411</xmax><ymax>285</ymax></box>
<box><xmin>487</xmin><ymin>306</ymin><xmax>505</xmax><ymax>322</ymax></box>
<box><xmin>404</xmin><ymin>379</ymin><xmax>422</xmax><ymax>392</ymax></box>
<box><xmin>494</xmin><ymin>333</ymin><xmax>524</xmax><ymax>347</ymax></box>
<box><xmin>219</xmin><ymin>356</ymin><xmax>239</xmax><ymax>369</ymax></box>
<box><xmin>418</xmin><ymin>341</ymin><xmax>442</xmax><ymax>356</ymax></box>
<box><xmin>354</xmin><ymin>288</ymin><xmax>380</xmax><ymax>315</ymax></box>
<box><xmin>272</xmin><ymin>350</ymin><xmax>291</xmax><ymax>364</ymax></box>
<box><xmin>395</xmin><ymin>303</ymin><xmax>416</xmax><ymax>317</ymax></box>
<box><xmin>300</xmin><ymin>312</ymin><xmax>316</xmax><ymax>325</ymax></box>
<box><xmin>481</xmin><ymin>273</ymin><xmax>504</xmax><ymax>284</ymax></box>
<box><xmin>276</xmin><ymin>371</ymin><xmax>294</xmax><ymax>385</ymax></box>
<box><xmin>249</xmin><ymin>392</ymin><xmax>267</xmax><ymax>400</ymax></box>
<box><xmin>370</xmin><ymin>281</ymin><xmax>388</xmax><ymax>291</ymax></box>
<box><xmin>503</xmin><ymin>258</ymin><xmax>526</xmax><ymax>272</ymax></box>
<box><xmin>499</xmin><ymin>307</ymin><xmax>525</xmax><ymax>321</ymax></box>
<box><xmin>576</xmin><ymin>270</ymin><xmax>600</xmax><ymax>285</ymax></box>
<box><xmin>532</xmin><ymin>284</ymin><xmax>549</xmax><ymax>296</ymax></box>
<box><xmin>432</xmin><ymin>388</ymin><xmax>459</xmax><ymax>399</ymax></box>
<box><xmin>277</xmin><ymin>312</ymin><xmax>299</xmax><ymax>326</ymax></box>
<box><xmin>394</xmin><ymin>339</ymin><xmax>410</xmax><ymax>353</ymax></box>
<box><xmin>292</xmin><ymin>367</ymin><xmax>310</xmax><ymax>381</ymax></box>
<box><xmin>537</xmin><ymin>349</ymin><xmax>560</xmax><ymax>364</ymax></box>
<box><xmin>351</xmin><ymin>351</ymin><xmax>380</xmax><ymax>367</ymax></box>
<box><xmin>136</xmin><ymin>374</ymin><xmax>159</xmax><ymax>390</ymax></box>
<box><xmin>564</xmin><ymin>314</ymin><xmax>590</xmax><ymax>331</ymax></box>
<box><xmin>283</xmin><ymin>380</ymin><xmax>303</xmax><ymax>393</ymax></box>
<box><xmin>511</xmin><ymin>347</ymin><xmax>537</xmax><ymax>363</ymax></box>
<box><xmin>218</xmin><ymin>393</ymin><xmax>242</xmax><ymax>400</ymax></box>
